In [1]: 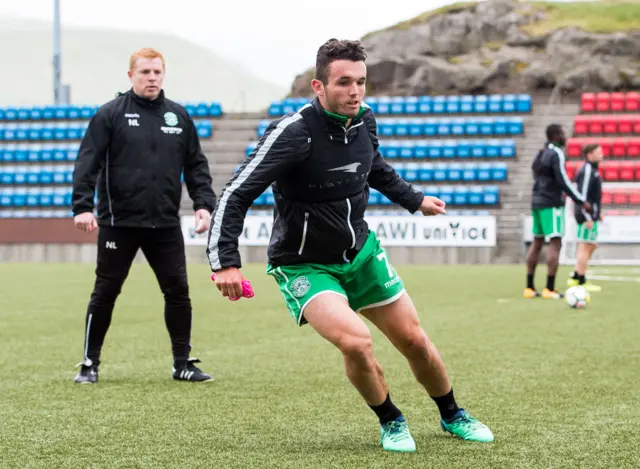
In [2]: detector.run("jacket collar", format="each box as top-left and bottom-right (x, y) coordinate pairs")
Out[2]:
(311, 97), (366, 129)
(127, 88), (165, 108)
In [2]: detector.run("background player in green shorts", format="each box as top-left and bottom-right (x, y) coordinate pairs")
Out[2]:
(524, 124), (592, 300)
(207, 38), (494, 453)
(567, 144), (604, 292)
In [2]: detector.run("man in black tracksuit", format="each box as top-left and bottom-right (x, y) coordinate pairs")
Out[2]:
(524, 124), (592, 299)
(71, 48), (217, 384)
(207, 39), (494, 453)
(567, 143), (604, 292)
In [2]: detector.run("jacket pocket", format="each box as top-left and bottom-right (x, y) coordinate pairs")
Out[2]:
(298, 212), (309, 255)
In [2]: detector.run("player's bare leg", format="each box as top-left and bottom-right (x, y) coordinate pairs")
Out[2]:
(303, 293), (415, 452)
(362, 293), (494, 443)
(542, 237), (563, 299)
(524, 236), (544, 298)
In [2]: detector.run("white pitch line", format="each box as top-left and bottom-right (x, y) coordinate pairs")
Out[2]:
(588, 275), (640, 283)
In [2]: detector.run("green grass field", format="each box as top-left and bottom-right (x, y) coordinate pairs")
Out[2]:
(1, 263), (638, 468)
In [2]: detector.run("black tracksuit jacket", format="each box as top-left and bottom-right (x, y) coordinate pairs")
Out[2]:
(72, 89), (216, 228)
(207, 98), (424, 269)
(573, 161), (602, 224)
(531, 143), (586, 209)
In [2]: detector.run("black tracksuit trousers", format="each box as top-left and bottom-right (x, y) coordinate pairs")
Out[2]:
(81, 225), (192, 365)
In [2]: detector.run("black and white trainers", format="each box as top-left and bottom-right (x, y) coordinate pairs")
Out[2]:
(172, 358), (214, 383)
(74, 359), (98, 384)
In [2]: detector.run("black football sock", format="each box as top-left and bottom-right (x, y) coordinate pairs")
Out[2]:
(578, 275), (586, 285)
(369, 393), (403, 425)
(546, 275), (556, 291)
(431, 388), (460, 421)
(527, 273), (535, 290)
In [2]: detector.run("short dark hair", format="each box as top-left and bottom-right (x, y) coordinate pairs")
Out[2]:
(315, 38), (367, 84)
(546, 123), (563, 142)
(582, 143), (600, 159)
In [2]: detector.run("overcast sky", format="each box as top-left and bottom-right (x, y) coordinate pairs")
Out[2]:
(0, 0), (583, 88)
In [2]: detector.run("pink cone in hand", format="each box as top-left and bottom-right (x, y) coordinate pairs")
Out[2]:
(211, 273), (254, 301)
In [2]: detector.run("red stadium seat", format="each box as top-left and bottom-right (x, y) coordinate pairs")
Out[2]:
(565, 161), (580, 180)
(611, 138), (626, 157)
(629, 189), (640, 205)
(628, 138), (640, 157)
(622, 209), (639, 216)
(618, 115), (633, 134)
(604, 209), (620, 216)
(581, 92), (596, 112)
(596, 92), (610, 112)
(635, 161), (640, 180)
(600, 138), (613, 157)
(626, 92), (640, 112)
(602, 190), (612, 205)
(567, 138), (583, 158)
(619, 161), (635, 181)
(601, 161), (620, 181)
(610, 92), (625, 111)
(603, 115), (618, 134)
(613, 190), (628, 205)
(574, 115), (589, 135)
(633, 115), (640, 134)
(588, 115), (604, 134)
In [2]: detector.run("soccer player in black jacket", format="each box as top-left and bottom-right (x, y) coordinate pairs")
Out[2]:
(524, 124), (592, 300)
(207, 39), (494, 452)
(71, 48), (217, 384)
(567, 144), (604, 292)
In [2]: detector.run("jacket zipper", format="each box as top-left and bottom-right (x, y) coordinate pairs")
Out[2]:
(343, 199), (356, 262)
(298, 212), (309, 255)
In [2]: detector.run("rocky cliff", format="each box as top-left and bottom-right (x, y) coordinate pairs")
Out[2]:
(289, 0), (640, 97)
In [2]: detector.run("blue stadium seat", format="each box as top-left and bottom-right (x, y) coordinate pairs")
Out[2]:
(390, 97), (405, 115)
(502, 95), (516, 113)
(465, 118), (479, 136)
(488, 95), (503, 113)
(364, 97), (378, 114)
(428, 140), (443, 159)
(398, 141), (414, 159)
(185, 104), (197, 116)
(447, 163), (463, 181)
(368, 188), (380, 205)
(384, 140), (400, 159)
(462, 163), (478, 181)
(479, 118), (494, 136)
(438, 186), (454, 204)
(408, 119), (423, 136)
(507, 117), (524, 135)
(378, 119), (395, 137)
(493, 118), (508, 135)
(246, 141), (257, 157)
(500, 139), (516, 158)
(413, 140), (428, 158)
(196, 121), (213, 138)
(377, 96), (391, 115)
(268, 102), (283, 117)
(423, 119), (437, 137)
(442, 140), (457, 158)
(485, 139), (501, 158)
(436, 119), (451, 136)
(450, 118), (465, 136)
(474, 95), (488, 113)
(517, 94), (532, 112)
(468, 186), (484, 205)
(470, 140), (487, 158)
(433, 163), (447, 182)
(483, 186), (500, 204)
(432, 96), (446, 114)
(419, 163), (433, 181)
(404, 163), (420, 181)
(423, 185), (440, 200)
(394, 119), (409, 137)
(257, 120), (270, 137)
(67, 106), (81, 119)
(460, 95), (474, 113)
(491, 162), (508, 181)
(457, 140), (471, 158)
(477, 163), (492, 181)
(453, 186), (469, 205)
(404, 96), (419, 114)
(446, 96), (460, 114)
(418, 96), (432, 114)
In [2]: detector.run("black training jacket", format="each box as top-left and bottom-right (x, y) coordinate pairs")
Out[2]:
(531, 143), (585, 209)
(573, 161), (602, 224)
(207, 98), (424, 270)
(72, 89), (216, 228)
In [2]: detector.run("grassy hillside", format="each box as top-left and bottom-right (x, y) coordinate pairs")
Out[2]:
(363, 0), (640, 40)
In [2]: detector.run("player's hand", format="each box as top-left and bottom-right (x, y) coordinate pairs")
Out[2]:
(194, 209), (211, 234)
(582, 201), (593, 214)
(585, 220), (594, 230)
(74, 212), (98, 233)
(213, 267), (245, 299)
(419, 196), (446, 216)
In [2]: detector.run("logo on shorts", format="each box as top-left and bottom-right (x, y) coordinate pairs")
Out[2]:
(290, 276), (311, 298)
(164, 112), (178, 126)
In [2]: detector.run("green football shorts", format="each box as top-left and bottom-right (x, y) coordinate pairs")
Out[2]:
(266, 230), (406, 326)
(532, 207), (565, 238)
(577, 221), (598, 243)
